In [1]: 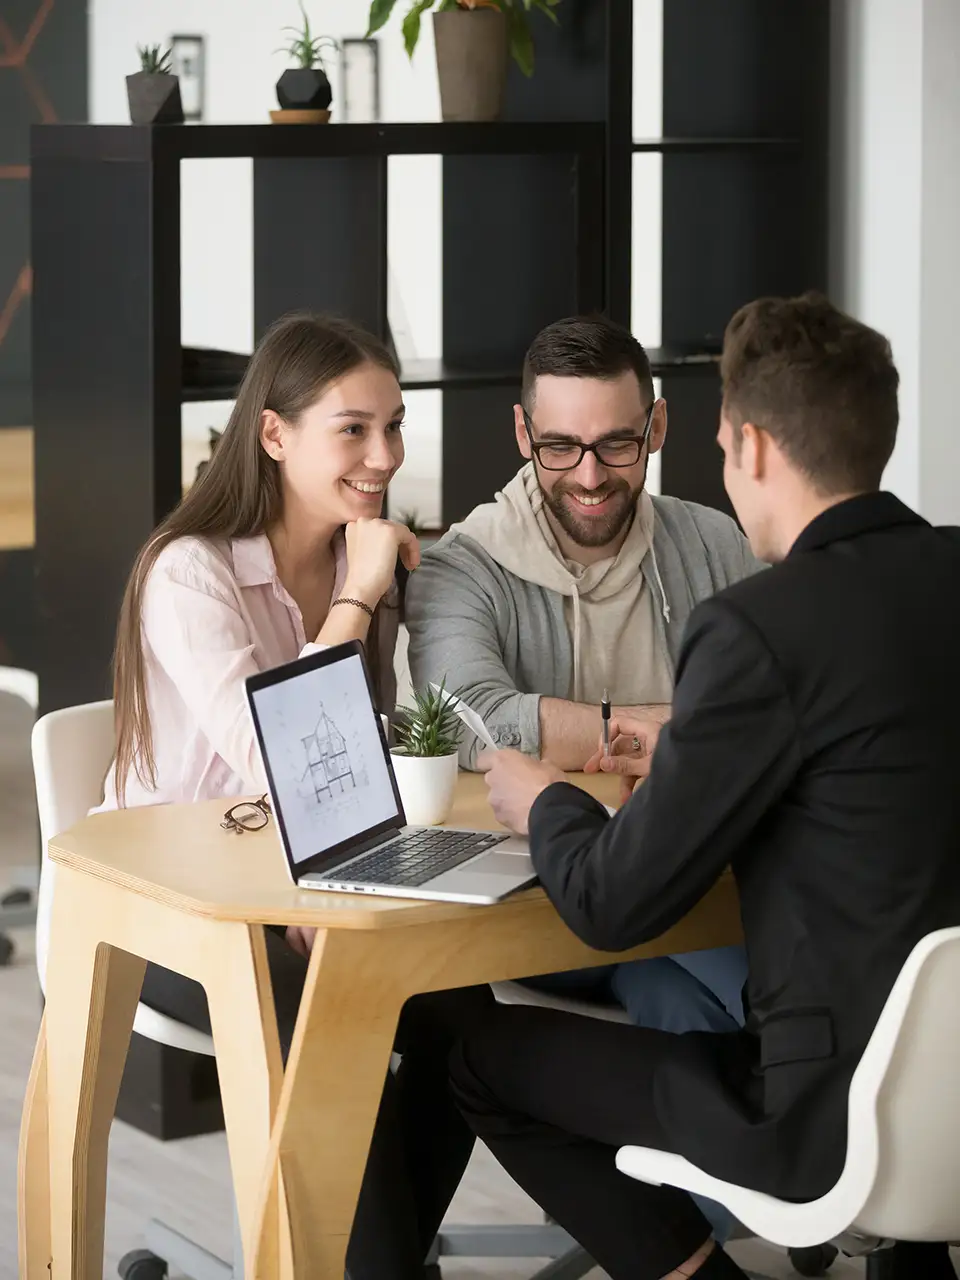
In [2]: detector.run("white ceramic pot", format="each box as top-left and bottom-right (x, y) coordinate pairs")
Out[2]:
(390, 749), (459, 826)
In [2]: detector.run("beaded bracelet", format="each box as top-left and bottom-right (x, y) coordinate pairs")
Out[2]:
(331, 596), (375, 620)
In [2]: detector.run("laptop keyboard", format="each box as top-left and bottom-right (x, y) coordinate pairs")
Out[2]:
(341, 829), (509, 888)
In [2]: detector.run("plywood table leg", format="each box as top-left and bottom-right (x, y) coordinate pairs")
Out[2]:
(18, 1012), (51, 1280)
(250, 928), (416, 1280)
(44, 867), (147, 1280)
(203, 923), (286, 1280)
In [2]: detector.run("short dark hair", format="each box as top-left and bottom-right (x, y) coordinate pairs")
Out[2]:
(721, 292), (899, 495)
(521, 315), (655, 411)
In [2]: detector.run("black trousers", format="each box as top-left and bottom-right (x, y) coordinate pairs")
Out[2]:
(141, 927), (494, 1280)
(451, 1004), (959, 1280)
(450, 1001), (715, 1280)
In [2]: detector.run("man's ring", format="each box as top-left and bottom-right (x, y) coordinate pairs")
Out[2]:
(632, 736), (642, 751)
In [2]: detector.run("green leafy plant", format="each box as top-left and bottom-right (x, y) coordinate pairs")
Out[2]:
(366, 0), (562, 78)
(394, 682), (463, 757)
(278, 0), (340, 70)
(137, 44), (173, 75)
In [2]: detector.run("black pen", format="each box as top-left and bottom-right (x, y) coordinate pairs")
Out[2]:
(601, 688), (611, 758)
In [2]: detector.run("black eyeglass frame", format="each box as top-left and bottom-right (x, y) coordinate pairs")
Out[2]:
(521, 400), (657, 472)
(220, 793), (272, 834)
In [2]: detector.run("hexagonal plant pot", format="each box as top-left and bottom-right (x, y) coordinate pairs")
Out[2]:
(276, 67), (333, 111)
(126, 72), (184, 125)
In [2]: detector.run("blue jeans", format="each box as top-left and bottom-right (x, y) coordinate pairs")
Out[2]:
(522, 945), (748, 1241)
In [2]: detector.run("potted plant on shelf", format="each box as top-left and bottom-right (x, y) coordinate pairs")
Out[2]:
(366, 0), (562, 122)
(391, 682), (463, 825)
(272, 0), (340, 123)
(127, 45), (184, 125)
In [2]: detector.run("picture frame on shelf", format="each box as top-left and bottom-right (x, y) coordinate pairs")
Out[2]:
(341, 38), (380, 123)
(170, 34), (205, 122)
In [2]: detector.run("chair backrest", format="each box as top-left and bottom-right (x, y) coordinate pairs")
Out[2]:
(0, 665), (38, 710)
(833, 926), (960, 1241)
(32, 700), (115, 988)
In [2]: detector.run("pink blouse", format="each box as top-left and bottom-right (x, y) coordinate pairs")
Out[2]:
(98, 532), (398, 812)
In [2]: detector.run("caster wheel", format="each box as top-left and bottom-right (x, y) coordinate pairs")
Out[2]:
(0, 933), (13, 967)
(1, 886), (31, 907)
(789, 1243), (838, 1276)
(118, 1249), (168, 1280)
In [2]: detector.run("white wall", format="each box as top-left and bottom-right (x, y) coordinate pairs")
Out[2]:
(917, 0), (960, 525)
(90, 0), (444, 522)
(830, 0), (960, 521)
(631, 0), (663, 495)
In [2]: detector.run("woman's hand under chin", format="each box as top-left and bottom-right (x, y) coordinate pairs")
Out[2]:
(342, 518), (421, 607)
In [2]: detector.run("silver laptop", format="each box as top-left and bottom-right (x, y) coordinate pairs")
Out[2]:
(245, 640), (537, 905)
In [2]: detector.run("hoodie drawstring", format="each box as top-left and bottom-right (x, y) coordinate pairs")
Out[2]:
(571, 583), (583, 702)
(648, 544), (672, 624)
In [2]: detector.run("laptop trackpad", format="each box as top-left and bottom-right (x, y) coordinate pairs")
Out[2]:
(427, 850), (536, 897)
(471, 851), (536, 876)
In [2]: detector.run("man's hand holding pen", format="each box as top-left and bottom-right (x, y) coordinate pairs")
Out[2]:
(584, 714), (663, 803)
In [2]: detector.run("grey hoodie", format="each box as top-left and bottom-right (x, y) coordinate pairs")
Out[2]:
(406, 467), (763, 768)
(449, 464), (672, 709)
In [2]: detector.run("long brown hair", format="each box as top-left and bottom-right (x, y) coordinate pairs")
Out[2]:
(113, 312), (400, 800)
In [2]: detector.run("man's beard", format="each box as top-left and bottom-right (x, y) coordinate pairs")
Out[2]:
(540, 471), (644, 549)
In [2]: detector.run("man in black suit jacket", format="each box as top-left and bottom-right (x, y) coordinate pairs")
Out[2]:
(453, 294), (960, 1280)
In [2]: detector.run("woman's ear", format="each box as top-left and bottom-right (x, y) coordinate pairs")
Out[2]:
(260, 409), (286, 462)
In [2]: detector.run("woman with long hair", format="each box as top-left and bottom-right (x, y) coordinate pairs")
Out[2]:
(102, 312), (493, 1279)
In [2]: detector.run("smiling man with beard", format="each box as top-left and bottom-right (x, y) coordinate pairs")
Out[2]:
(404, 318), (763, 1114)
(406, 315), (763, 773)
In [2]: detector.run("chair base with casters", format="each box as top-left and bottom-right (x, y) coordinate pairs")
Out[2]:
(617, 928), (960, 1280)
(118, 1199), (244, 1280)
(0, 892), (36, 965)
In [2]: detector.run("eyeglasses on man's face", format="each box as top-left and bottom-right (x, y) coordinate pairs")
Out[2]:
(221, 794), (272, 834)
(522, 401), (656, 472)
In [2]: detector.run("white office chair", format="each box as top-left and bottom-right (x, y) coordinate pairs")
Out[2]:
(617, 926), (960, 1277)
(0, 665), (40, 964)
(32, 701), (240, 1280)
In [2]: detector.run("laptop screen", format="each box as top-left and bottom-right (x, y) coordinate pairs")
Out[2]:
(247, 645), (402, 870)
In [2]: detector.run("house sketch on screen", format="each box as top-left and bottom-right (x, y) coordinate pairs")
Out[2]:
(301, 704), (356, 802)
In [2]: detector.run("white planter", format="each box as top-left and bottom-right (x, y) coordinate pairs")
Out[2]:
(390, 749), (459, 826)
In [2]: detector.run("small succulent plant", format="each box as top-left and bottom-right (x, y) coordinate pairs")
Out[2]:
(279, 0), (340, 70)
(137, 44), (174, 75)
(394, 682), (463, 757)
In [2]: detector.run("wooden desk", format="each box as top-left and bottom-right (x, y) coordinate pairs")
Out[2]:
(19, 772), (742, 1280)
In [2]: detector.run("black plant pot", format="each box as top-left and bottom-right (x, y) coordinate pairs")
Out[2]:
(126, 72), (184, 125)
(276, 67), (332, 111)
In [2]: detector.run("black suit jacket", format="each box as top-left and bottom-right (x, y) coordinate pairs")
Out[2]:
(529, 492), (960, 1200)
